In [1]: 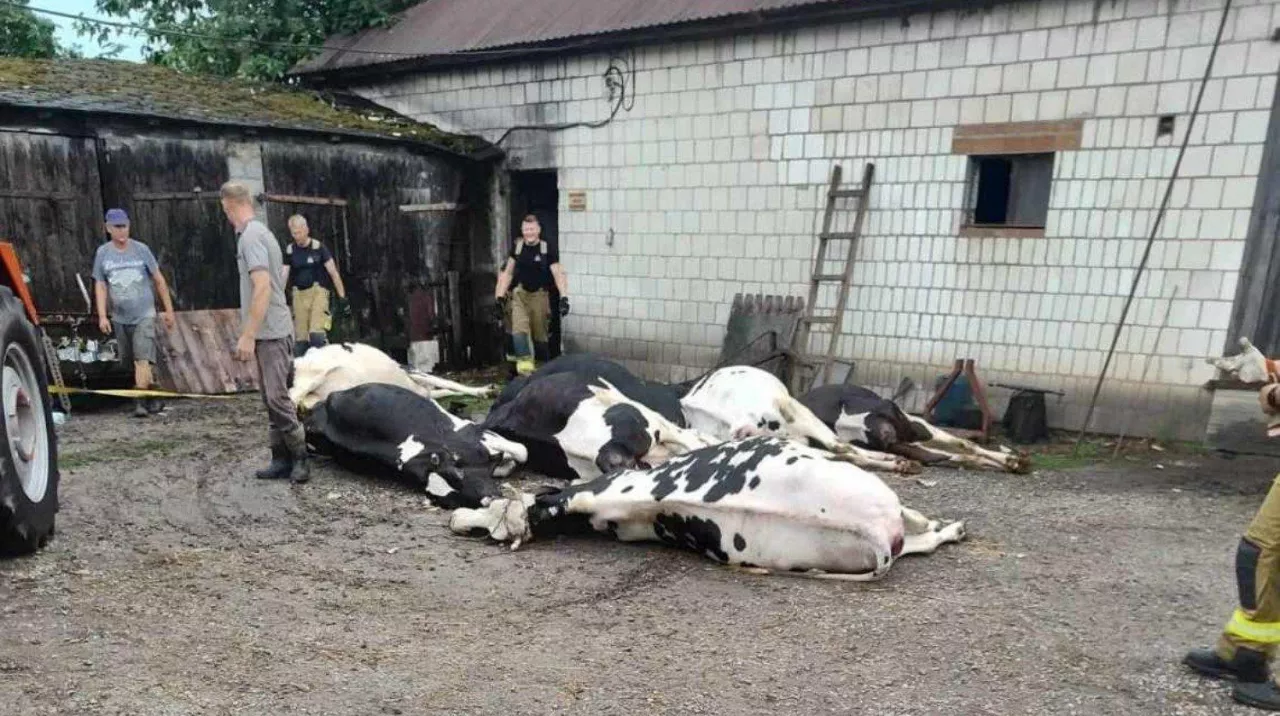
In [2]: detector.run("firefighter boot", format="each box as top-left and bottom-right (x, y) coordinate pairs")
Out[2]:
(1235, 679), (1280, 711)
(1185, 646), (1271, 682)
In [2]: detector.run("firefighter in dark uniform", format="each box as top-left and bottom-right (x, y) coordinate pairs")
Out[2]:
(1185, 383), (1280, 711)
(282, 214), (349, 357)
(494, 213), (568, 375)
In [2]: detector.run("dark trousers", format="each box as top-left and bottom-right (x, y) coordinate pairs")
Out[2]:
(255, 337), (302, 442)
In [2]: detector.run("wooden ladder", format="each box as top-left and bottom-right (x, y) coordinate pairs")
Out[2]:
(790, 162), (875, 394)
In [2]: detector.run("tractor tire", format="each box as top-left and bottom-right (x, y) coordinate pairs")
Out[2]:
(0, 287), (58, 556)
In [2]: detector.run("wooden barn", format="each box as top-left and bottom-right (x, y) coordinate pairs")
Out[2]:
(0, 57), (500, 389)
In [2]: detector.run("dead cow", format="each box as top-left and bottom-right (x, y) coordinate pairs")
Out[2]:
(305, 384), (509, 508)
(800, 384), (1030, 474)
(450, 436), (965, 578)
(678, 366), (920, 473)
(481, 372), (714, 482)
(289, 342), (495, 412)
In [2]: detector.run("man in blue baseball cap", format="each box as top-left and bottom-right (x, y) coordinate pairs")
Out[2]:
(92, 208), (177, 418)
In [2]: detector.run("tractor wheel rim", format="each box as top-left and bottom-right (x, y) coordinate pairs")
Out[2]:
(3, 342), (48, 503)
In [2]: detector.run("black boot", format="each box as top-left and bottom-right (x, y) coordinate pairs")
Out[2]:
(131, 398), (149, 418)
(1236, 681), (1280, 711)
(254, 438), (292, 480)
(1185, 646), (1271, 683)
(285, 428), (310, 484)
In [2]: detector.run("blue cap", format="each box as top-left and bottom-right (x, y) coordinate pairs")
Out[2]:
(104, 208), (129, 225)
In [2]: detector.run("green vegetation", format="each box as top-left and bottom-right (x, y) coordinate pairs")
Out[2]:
(91, 0), (413, 81)
(61, 438), (182, 470)
(0, 0), (74, 59)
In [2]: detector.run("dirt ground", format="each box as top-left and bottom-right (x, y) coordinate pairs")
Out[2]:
(3, 395), (1279, 715)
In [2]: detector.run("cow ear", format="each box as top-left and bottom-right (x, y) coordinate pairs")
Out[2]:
(430, 453), (442, 466)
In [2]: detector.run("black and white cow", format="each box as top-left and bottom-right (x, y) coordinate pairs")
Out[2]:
(800, 384), (1031, 474)
(290, 342), (495, 411)
(678, 366), (921, 473)
(304, 383), (528, 508)
(494, 353), (686, 426)
(449, 436), (965, 577)
(480, 372), (714, 482)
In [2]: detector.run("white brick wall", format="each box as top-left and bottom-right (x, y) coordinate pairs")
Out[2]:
(358, 0), (1279, 439)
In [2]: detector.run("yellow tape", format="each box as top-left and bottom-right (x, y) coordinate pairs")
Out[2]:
(48, 386), (236, 400)
(1225, 608), (1280, 644)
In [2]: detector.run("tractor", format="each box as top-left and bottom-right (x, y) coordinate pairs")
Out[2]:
(0, 242), (59, 556)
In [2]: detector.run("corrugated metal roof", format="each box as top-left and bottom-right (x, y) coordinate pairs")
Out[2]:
(293, 0), (852, 75)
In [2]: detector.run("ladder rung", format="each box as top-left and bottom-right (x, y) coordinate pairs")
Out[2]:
(802, 315), (837, 324)
(818, 232), (859, 241)
(830, 189), (863, 199)
(812, 274), (844, 282)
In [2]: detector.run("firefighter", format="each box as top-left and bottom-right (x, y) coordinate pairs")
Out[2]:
(1185, 382), (1280, 710)
(493, 213), (568, 376)
(282, 214), (349, 357)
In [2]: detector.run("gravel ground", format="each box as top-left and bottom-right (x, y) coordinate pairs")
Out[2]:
(1, 395), (1277, 715)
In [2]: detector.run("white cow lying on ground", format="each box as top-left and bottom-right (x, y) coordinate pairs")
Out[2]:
(450, 435), (965, 578)
(678, 366), (922, 473)
(1207, 337), (1280, 384)
(290, 343), (495, 411)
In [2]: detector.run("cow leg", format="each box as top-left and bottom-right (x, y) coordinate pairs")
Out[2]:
(828, 443), (922, 474)
(448, 492), (537, 549)
(901, 506), (942, 535)
(905, 415), (1031, 474)
(727, 565), (888, 582)
(899, 520), (966, 556)
(886, 442), (960, 468)
(407, 370), (496, 398)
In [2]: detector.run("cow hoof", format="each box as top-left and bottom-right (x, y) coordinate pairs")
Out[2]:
(896, 458), (923, 474)
(1007, 453), (1033, 475)
(939, 520), (966, 543)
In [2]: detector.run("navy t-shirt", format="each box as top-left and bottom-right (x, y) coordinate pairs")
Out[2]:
(510, 240), (558, 292)
(285, 239), (333, 290)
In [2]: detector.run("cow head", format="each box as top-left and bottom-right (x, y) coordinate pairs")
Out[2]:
(588, 379), (717, 470)
(1207, 337), (1279, 385)
(396, 435), (501, 509)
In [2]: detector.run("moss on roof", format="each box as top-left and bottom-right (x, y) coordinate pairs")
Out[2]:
(0, 57), (486, 155)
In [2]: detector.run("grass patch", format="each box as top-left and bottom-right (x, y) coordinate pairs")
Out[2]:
(1023, 431), (1213, 472)
(438, 394), (495, 417)
(60, 438), (182, 470)
(1031, 441), (1105, 471)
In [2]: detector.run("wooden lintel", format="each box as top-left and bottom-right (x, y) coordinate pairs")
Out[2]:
(399, 202), (464, 213)
(132, 191), (220, 201)
(0, 189), (78, 201)
(259, 193), (349, 207)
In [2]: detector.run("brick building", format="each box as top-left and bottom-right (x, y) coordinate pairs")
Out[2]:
(295, 0), (1280, 442)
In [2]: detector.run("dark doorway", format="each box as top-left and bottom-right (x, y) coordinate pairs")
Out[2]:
(508, 170), (562, 358)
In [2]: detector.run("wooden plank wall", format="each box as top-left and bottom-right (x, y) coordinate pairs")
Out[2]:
(0, 131), (104, 312)
(261, 142), (466, 358)
(99, 135), (239, 311)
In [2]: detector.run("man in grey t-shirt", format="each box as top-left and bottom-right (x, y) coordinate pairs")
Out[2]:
(219, 181), (308, 484)
(92, 208), (176, 418)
